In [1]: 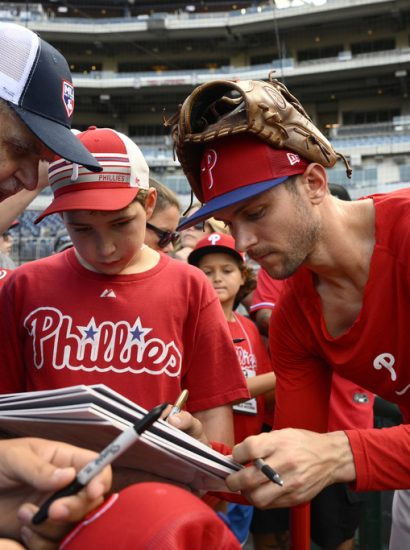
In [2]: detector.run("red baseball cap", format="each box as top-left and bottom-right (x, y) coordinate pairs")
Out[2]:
(61, 482), (240, 550)
(188, 232), (245, 266)
(178, 133), (309, 230)
(36, 127), (149, 222)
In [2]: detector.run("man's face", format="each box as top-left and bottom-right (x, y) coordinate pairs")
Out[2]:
(0, 109), (54, 202)
(216, 181), (321, 279)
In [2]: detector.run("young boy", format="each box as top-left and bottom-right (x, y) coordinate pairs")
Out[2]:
(0, 127), (249, 449)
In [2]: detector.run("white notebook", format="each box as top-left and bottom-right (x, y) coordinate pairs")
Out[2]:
(0, 384), (242, 491)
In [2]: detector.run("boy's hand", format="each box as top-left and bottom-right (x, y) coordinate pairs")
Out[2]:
(167, 411), (210, 446)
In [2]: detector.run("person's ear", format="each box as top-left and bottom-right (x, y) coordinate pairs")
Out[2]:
(300, 163), (328, 205)
(145, 187), (157, 219)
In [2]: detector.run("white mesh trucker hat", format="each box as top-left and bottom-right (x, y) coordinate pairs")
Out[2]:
(0, 23), (101, 172)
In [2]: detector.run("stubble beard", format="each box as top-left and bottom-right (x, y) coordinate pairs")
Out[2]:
(263, 201), (321, 280)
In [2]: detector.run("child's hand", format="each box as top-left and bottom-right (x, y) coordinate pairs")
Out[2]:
(167, 411), (210, 446)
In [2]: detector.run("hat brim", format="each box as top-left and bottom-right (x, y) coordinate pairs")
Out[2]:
(178, 176), (288, 230)
(188, 245), (244, 267)
(9, 104), (102, 173)
(35, 187), (140, 223)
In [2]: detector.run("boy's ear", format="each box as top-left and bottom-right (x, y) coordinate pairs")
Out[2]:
(145, 187), (157, 219)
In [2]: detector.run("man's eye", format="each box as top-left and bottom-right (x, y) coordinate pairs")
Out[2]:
(115, 220), (130, 227)
(246, 208), (264, 220)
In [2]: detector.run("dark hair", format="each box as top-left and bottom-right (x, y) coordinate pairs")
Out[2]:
(235, 263), (257, 307)
(329, 183), (351, 201)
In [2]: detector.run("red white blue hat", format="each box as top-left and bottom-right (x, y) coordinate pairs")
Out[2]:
(188, 232), (245, 266)
(0, 23), (100, 172)
(178, 133), (309, 230)
(36, 127), (149, 222)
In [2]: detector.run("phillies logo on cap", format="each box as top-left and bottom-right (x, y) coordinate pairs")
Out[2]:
(62, 80), (74, 118)
(201, 149), (217, 190)
(208, 233), (221, 246)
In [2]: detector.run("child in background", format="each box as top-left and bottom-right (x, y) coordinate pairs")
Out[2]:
(175, 202), (230, 262)
(0, 128), (249, 455)
(144, 176), (181, 254)
(188, 232), (275, 546)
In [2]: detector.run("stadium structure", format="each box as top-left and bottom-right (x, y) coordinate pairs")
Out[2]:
(2, 0), (410, 262)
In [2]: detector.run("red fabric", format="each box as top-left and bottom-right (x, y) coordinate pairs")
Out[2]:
(270, 189), (410, 490)
(249, 267), (285, 313)
(251, 268), (374, 432)
(201, 134), (309, 204)
(61, 483), (241, 550)
(228, 314), (273, 442)
(0, 268), (12, 289)
(0, 250), (249, 411)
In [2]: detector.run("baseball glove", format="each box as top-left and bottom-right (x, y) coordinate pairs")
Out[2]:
(165, 72), (352, 203)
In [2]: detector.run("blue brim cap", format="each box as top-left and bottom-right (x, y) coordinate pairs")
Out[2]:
(178, 176), (287, 231)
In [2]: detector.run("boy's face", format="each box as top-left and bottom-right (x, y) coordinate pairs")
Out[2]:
(197, 252), (244, 307)
(62, 190), (155, 275)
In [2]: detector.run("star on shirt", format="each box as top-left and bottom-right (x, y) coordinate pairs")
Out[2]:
(130, 317), (152, 343)
(79, 318), (99, 341)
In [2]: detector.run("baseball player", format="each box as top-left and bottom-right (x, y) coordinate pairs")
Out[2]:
(168, 73), (410, 548)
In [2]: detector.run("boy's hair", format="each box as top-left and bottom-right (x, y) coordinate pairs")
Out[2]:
(149, 177), (180, 213)
(133, 189), (149, 208)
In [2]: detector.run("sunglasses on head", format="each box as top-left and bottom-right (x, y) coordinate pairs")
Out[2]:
(146, 222), (180, 249)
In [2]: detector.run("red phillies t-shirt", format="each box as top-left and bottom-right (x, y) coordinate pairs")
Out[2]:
(227, 314), (272, 443)
(251, 268), (374, 431)
(270, 189), (410, 491)
(0, 250), (249, 412)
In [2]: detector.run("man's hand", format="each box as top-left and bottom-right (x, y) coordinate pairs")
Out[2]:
(0, 438), (112, 549)
(225, 429), (356, 509)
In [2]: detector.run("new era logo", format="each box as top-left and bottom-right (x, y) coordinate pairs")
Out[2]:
(287, 152), (301, 165)
(100, 289), (116, 298)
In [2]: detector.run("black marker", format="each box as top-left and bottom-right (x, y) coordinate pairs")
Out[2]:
(32, 402), (168, 525)
(233, 338), (245, 344)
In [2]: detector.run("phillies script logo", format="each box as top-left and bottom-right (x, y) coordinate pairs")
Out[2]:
(208, 233), (221, 245)
(201, 149), (217, 190)
(234, 344), (256, 370)
(23, 307), (182, 376)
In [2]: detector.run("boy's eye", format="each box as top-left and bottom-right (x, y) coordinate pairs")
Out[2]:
(73, 226), (90, 233)
(115, 219), (131, 227)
